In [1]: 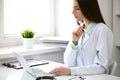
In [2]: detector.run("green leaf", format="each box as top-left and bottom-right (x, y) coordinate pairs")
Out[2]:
(21, 29), (35, 38)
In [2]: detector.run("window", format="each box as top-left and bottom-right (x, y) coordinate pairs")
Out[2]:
(4, 0), (54, 35)
(0, 0), (55, 47)
(0, 0), (74, 47)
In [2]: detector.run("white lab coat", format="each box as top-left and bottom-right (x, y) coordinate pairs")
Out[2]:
(64, 23), (115, 76)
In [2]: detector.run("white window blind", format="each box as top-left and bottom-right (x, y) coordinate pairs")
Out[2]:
(4, 0), (53, 36)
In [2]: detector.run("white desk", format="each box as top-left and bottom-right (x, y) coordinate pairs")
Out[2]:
(0, 61), (120, 80)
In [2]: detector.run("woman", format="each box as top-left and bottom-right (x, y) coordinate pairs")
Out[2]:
(49, 0), (114, 76)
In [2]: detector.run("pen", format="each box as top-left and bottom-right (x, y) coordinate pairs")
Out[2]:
(15, 62), (49, 69)
(69, 76), (86, 80)
(76, 20), (86, 32)
(79, 76), (86, 80)
(30, 62), (49, 67)
(68, 76), (77, 80)
(77, 20), (86, 27)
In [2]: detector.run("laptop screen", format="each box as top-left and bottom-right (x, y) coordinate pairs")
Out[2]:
(12, 51), (36, 77)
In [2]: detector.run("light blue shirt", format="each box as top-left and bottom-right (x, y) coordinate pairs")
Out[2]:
(64, 23), (114, 76)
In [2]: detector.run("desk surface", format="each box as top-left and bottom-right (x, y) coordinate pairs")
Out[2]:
(0, 60), (120, 80)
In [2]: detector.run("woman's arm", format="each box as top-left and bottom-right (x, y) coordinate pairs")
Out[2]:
(64, 41), (79, 67)
(70, 64), (105, 76)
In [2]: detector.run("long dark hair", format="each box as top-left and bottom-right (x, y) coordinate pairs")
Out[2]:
(77, 0), (105, 24)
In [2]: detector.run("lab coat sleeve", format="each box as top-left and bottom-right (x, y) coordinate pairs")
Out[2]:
(95, 28), (114, 73)
(70, 65), (105, 76)
(70, 27), (114, 76)
(64, 41), (78, 67)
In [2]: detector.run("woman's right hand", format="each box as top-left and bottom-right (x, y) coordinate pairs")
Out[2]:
(72, 26), (84, 44)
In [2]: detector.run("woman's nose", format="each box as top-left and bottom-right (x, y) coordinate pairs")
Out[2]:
(72, 9), (75, 14)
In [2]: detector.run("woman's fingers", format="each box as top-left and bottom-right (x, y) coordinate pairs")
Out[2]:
(49, 67), (63, 75)
(49, 66), (70, 76)
(74, 27), (84, 37)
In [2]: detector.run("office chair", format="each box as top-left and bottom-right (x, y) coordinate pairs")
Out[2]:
(109, 61), (117, 75)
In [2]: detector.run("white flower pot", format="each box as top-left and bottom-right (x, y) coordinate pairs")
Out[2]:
(23, 38), (34, 49)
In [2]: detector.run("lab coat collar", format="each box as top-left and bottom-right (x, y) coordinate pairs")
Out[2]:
(81, 22), (96, 49)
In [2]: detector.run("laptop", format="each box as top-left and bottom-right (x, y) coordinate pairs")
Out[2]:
(12, 51), (55, 79)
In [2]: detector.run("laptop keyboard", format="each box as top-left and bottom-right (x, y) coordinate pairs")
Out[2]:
(32, 68), (50, 76)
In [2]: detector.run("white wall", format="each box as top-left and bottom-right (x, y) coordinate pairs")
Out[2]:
(114, 47), (120, 76)
(98, 0), (120, 76)
(98, 0), (113, 29)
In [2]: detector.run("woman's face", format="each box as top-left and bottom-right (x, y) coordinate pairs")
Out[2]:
(72, 0), (85, 21)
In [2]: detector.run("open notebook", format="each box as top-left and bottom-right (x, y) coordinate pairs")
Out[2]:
(2, 59), (49, 69)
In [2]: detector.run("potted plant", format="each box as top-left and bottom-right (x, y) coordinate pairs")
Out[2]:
(21, 29), (35, 49)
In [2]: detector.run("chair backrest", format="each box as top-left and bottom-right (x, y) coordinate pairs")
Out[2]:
(109, 61), (117, 75)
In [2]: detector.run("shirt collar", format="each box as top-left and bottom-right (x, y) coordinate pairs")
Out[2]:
(84, 22), (96, 35)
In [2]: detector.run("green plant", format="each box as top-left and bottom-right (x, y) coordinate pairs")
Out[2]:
(21, 29), (35, 38)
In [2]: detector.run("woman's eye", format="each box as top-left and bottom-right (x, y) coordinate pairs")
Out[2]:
(74, 7), (80, 10)
(73, 6), (80, 10)
(76, 8), (80, 10)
